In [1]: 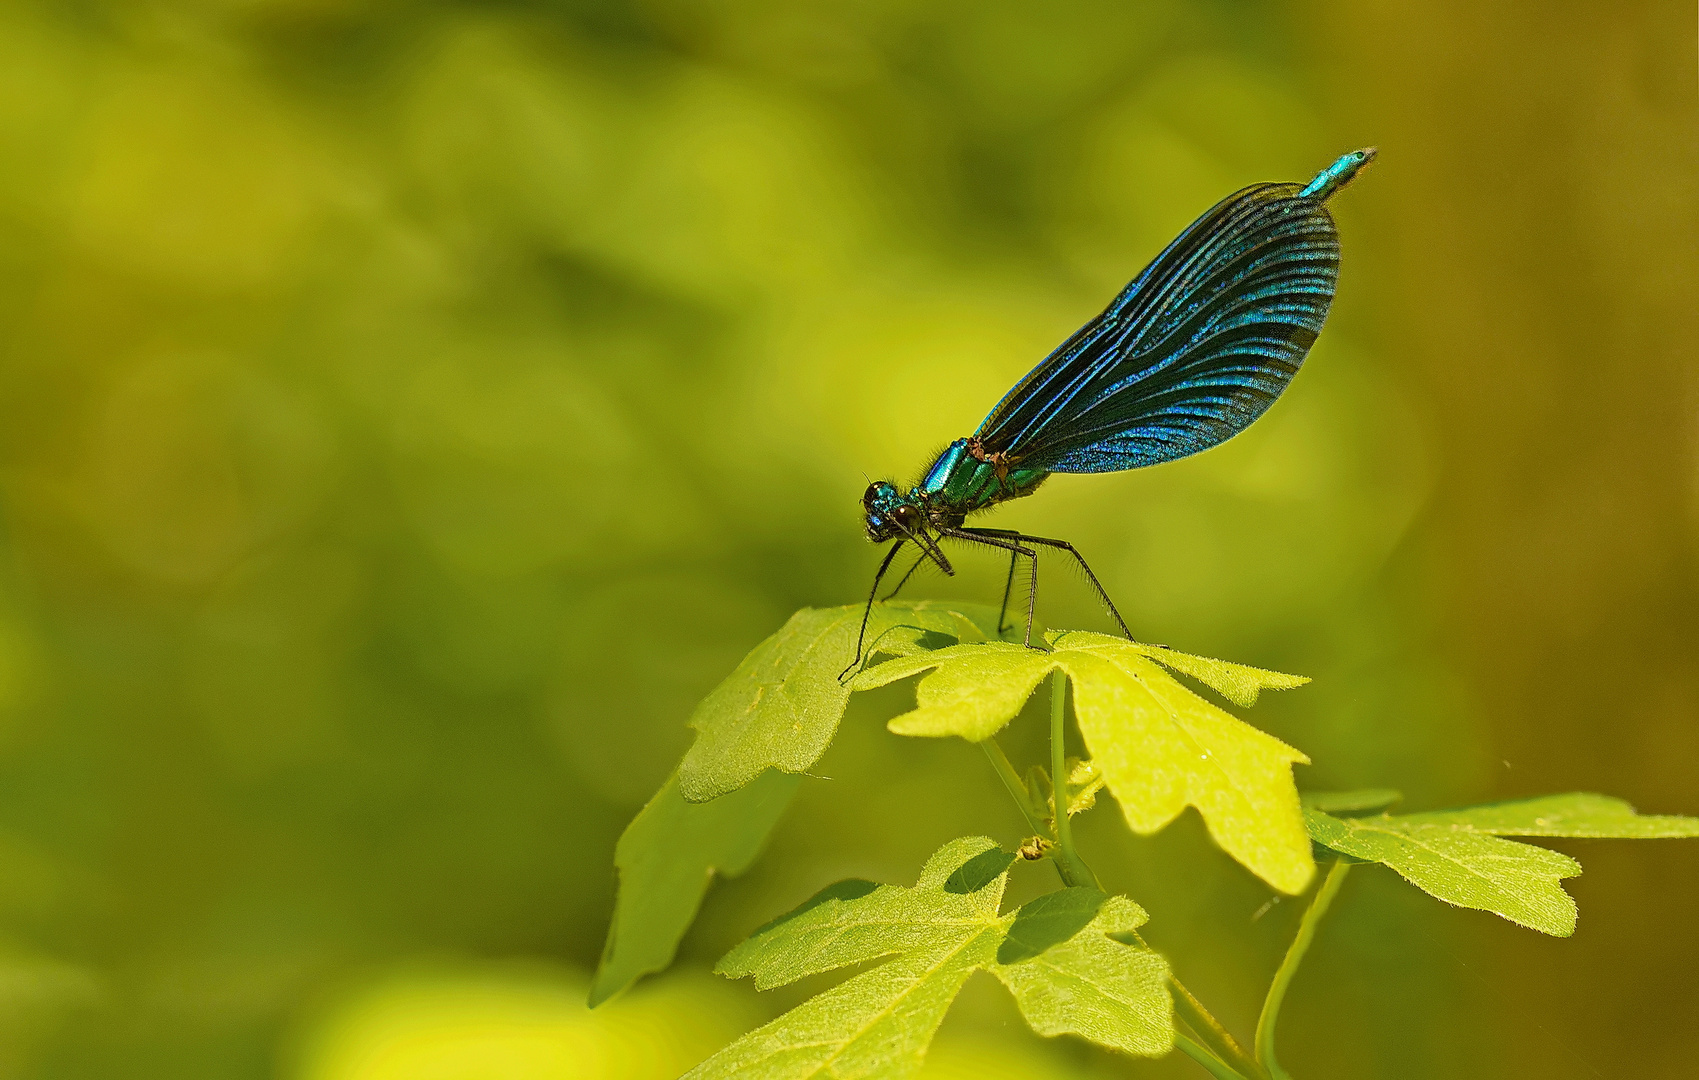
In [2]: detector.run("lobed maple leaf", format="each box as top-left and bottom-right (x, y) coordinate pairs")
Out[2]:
(684, 837), (1172, 1079)
(590, 768), (800, 1005)
(851, 630), (1316, 894)
(1304, 792), (1699, 935)
(679, 601), (1001, 802)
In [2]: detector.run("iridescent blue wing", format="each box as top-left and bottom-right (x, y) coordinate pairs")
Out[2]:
(974, 154), (1367, 474)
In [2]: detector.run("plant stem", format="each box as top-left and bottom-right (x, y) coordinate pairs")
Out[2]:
(1047, 670), (1097, 889)
(993, 674), (1265, 1080)
(1176, 1033), (1250, 1080)
(1171, 975), (1267, 1080)
(1255, 859), (1351, 1080)
(981, 738), (1047, 836)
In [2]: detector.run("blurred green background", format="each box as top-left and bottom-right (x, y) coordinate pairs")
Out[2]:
(0, 1), (1693, 1077)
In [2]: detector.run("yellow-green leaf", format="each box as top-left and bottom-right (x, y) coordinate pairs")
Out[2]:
(685, 838), (1172, 1079)
(1305, 807), (1580, 935)
(1394, 793), (1699, 838)
(1305, 794), (1699, 935)
(679, 601), (998, 802)
(1065, 758), (1105, 816)
(990, 889), (1171, 1057)
(1134, 645), (1309, 707)
(590, 768), (801, 1006)
(852, 631), (1315, 894)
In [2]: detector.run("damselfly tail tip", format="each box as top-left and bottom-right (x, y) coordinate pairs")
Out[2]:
(1300, 146), (1378, 201)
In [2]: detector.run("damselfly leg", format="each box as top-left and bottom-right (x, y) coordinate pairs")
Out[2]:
(960, 528), (1134, 642)
(886, 541), (1021, 643)
(840, 540), (906, 681)
(879, 549), (928, 602)
(842, 527), (1135, 680)
(935, 528), (1041, 650)
(996, 551), (1018, 637)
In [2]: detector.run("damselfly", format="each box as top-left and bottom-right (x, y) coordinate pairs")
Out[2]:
(845, 148), (1376, 676)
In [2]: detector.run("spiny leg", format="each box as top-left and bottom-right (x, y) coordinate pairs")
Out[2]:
(961, 527), (1133, 641)
(995, 549), (1019, 637)
(880, 547), (927, 602)
(840, 539), (906, 681)
(939, 529), (1040, 649)
(903, 522), (954, 577)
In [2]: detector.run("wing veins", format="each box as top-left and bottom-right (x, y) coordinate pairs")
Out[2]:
(972, 180), (1341, 474)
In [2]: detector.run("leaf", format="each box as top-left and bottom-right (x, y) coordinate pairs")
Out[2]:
(679, 601), (999, 802)
(991, 889), (1171, 1056)
(590, 768), (802, 1006)
(1306, 794), (1699, 936)
(1305, 807), (1580, 934)
(1394, 793), (1699, 838)
(1135, 645), (1309, 707)
(1028, 758), (1106, 818)
(685, 837), (1172, 1079)
(1302, 789), (1403, 814)
(1023, 765), (1051, 819)
(1065, 758), (1105, 816)
(850, 631), (1315, 894)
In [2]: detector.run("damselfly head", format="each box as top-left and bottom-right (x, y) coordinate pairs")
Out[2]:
(862, 481), (922, 543)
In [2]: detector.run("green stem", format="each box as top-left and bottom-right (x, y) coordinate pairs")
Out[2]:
(1171, 974), (1267, 1080)
(1176, 1033), (1250, 1080)
(1255, 859), (1351, 1080)
(981, 738), (1047, 836)
(1047, 670), (1097, 889)
(989, 674), (1263, 1080)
